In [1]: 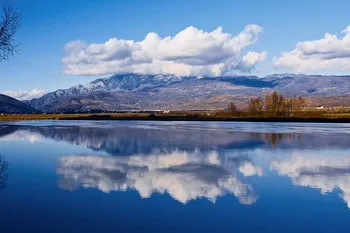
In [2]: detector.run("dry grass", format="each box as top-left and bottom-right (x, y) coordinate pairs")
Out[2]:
(323, 113), (350, 118)
(0, 113), (151, 121)
(1, 110), (350, 122)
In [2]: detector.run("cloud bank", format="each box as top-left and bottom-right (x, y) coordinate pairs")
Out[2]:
(57, 151), (262, 204)
(0, 89), (48, 100)
(62, 25), (266, 76)
(274, 25), (350, 72)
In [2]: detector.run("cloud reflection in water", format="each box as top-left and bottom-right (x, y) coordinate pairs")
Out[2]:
(271, 152), (350, 208)
(57, 151), (263, 204)
(3, 122), (350, 208)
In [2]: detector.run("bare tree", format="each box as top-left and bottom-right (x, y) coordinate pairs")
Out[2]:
(0, 5), (21, 61)
(228, 102), (240, 116)
(0, 154), (8, 190)
(248, 97), (263, 116)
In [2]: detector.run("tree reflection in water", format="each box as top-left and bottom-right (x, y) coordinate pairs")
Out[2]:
(0, 155), (8, 191)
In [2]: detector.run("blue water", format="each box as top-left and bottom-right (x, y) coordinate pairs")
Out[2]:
(1, 120), (350, 232)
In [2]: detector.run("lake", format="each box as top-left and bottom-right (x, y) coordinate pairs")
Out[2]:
(1, 120), (350, 232)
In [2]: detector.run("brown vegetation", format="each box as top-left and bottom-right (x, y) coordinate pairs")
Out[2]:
(219, 91), (309, 117)
(248, 91), (306, 117)
(216, 91), (350, 119)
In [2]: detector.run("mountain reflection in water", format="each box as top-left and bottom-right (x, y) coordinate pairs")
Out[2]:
(1, 121), (350, 208)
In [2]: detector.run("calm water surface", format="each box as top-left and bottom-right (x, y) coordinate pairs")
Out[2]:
(1, 120), (350, 232)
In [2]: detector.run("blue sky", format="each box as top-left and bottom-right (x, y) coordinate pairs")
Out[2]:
(1, 0), (350, 98)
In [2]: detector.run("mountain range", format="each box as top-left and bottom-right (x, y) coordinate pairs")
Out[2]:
(0, 94), (39, 114)
(2, 73), (350, 113)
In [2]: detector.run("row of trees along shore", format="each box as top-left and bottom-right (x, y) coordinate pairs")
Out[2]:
(226, 91), (307, 117)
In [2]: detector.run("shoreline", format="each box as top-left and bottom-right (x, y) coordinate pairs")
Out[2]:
(1, 114), (350, 123)
(61, 115), (350, 123)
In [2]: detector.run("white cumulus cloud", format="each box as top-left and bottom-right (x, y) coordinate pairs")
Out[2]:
(235, 51), (267, 72)
(62, 25), (266, 76)
(0, 89), (48, 100)
(343, 26), (350, 34)
(274, 25), (350, 72)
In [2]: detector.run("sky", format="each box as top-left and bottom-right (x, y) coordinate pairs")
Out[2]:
(0, 0), (350, 100)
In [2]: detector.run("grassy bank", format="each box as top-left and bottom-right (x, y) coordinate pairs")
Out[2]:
(0, 113), (151, 121)
(1, 112), (350, 123)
